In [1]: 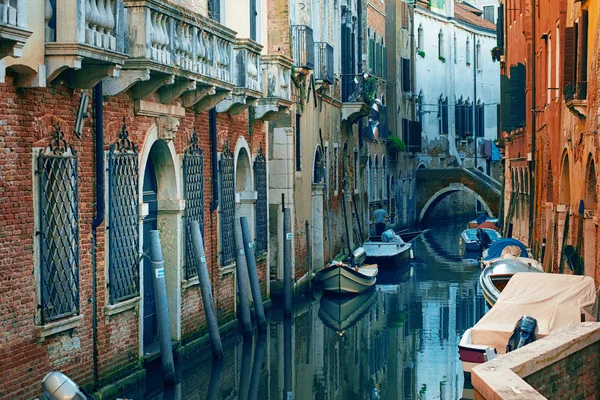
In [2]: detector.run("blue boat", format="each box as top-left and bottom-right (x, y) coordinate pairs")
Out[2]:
(461, 228), (502, 252)
(482, 238), (529, 261)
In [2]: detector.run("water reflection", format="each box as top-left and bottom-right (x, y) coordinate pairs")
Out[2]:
(122, 220), (485, 399)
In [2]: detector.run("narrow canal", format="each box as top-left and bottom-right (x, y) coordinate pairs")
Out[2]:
(123, 219), (487, 400)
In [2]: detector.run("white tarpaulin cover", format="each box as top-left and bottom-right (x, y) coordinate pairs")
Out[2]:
(472, 272), (597, 353)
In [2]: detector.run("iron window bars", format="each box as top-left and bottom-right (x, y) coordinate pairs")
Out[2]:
(220, 146), (235, 266)
(183, 128), (205, 279)
(254, 149), (267, 253)
(107, 119), (140, 304)
(38, 124), (80, 323)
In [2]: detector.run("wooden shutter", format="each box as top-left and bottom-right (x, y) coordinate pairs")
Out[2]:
(496, 5), (504, 49)
(402, 2), (409, 28)
(401, 58), (411, 92)
(510, 63), (526, 128)
(563, 27), (576, 86)
(501, 75), (512, 131)
(383, 46), (387, 78)
(578, 11), (588, 82)
(402, 118), (409, 145)
(409, 121), (422, 153)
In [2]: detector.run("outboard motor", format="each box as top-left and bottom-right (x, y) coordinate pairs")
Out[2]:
(350, 247), (367, 267)
(476, 228), (492, 249)
(506, 316), (538, 353)
(42, 371), (91, 400)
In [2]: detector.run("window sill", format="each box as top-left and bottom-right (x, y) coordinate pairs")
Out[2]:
(36, 314), (83, 341)
(182, 276), (200, 289)
(103, 296), (141, 317)
(220, 262), (236, 276)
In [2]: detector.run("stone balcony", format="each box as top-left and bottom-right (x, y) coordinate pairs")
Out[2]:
(255, 54), (292, 121)
(44, 0), (128, 88)
(340, 73), (371, 124)
(0, 0), (32, 60)
(216, 38), (262, 115)
(102, 0), (236, 111)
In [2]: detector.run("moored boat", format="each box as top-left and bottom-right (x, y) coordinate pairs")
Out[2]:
(460, 228), (501, 252)
(317, 261), (378, 294)
(318, 288), (377, 334)
(468, 216), (498, 229)
(363, 229), (412, 268)
(460, 273), (597, 378)
(479, 258), (544, 307)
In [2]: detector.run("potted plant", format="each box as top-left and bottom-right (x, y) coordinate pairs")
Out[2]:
(417, 50), (426, 58)
(363, 77), (378, 106)
(386, 136), (406, 153)
(439, 56), (446, 63)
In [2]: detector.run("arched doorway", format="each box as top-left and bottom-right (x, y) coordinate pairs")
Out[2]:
(584, 156), (597, 280)
(235, 146), (255, 233)
(312, 146), (325, 270)
(140, 136), (182, 353)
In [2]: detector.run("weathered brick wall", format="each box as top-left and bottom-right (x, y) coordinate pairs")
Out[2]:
(523, 342), (599, 399)
(0, 69), (265, 398)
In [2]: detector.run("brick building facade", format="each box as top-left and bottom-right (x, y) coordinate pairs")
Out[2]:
(501, 0), (600, 285)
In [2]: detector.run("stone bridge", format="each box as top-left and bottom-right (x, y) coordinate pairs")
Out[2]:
(415, 167), (502, 222)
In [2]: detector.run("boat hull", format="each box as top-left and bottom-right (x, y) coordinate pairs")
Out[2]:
(318, 264), (377, 294)
(458, 329), (498, 379)
(479, 259), (544, 307)
(363, 242), (411, 268)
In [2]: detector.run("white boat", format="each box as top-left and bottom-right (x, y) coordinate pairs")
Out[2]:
(317, 261), (378, 294)
(363, 230), (412, 268)
(479, 258), (544, 307)
(460, 273), (597, 378)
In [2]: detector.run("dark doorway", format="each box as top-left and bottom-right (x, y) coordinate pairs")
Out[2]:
(143, 157), (158, 349)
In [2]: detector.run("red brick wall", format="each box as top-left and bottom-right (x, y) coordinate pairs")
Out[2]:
(523, 342), (599, 398)
(0, 70), (265, 398)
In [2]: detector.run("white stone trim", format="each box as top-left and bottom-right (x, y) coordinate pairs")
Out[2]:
(36, 315), (84, 341)
(103, 296), (141, 317)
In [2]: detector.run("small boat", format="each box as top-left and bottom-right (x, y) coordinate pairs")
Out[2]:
(479, 258), (544, 307)
(481, 238), (531, 261)
(363, 229), (412, 268)
(318, 289), (377, 334)
(460, 228), (501, 252)
(468, 216), (498, 229)
(460, 273), (597, 378)
(317, 247), (378, 294)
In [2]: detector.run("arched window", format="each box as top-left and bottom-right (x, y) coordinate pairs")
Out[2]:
(438, 29), (444, 59)
(417, 24), (424, 51)
(466, 38), (471, 65)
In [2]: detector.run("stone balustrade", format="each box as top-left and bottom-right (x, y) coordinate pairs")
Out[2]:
(0, 0), (31, 61)
(255, 54), (292, 120)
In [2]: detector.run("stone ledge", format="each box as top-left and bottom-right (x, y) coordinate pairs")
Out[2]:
(182, 276), (200, 289)
(220, 262), (236, 276)
(472, 322), (600, 400)
(103, 296), (141, 317)
(35, 314), (84, 341)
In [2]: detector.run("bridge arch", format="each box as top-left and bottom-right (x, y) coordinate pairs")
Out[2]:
(418, 183), (494, 222)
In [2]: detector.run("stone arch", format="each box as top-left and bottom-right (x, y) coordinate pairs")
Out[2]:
(417, 162), (427, 169)
(234, 137), (253, 193)
(419, 183), (493, 222)
(139, 125), (183, 345)
(560, 151), (571, 205)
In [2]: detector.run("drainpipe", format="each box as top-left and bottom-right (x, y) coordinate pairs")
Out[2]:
(473, 32), (478, 170)
(529, 1), (536, 247)
(357, 0), (363, 74)
(209, 108), (219, 212)
(91, 81), (104, 391)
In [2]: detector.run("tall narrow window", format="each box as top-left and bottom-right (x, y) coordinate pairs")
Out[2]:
(483, 6), (494, 23)
(547, 36), (552, 104)
(367, 156), (372, 201)
(108, 121), (140, 300)
(183, 130), (205, 280)
(250, 0), (257, 41)
(38, 125), (79, 323)
(438, 97), (443, 134)
(476, 40), (481, 69)
(438, 30), (444, 59)
(382, 157), (387, 200)
(417, 25), (423, 51)
(334, 145), (339, 193)
(466, 38), (471, 65)
(208, 0), (221, 22)
(220, 147), (235, 266)
(254, 150), (268, 253)
(555, 22), (560, 99)
(374, 155), (379, 200)
(354, 149), (359, 191)
(454, 34), (457, 64)
(295, 113), (301, 171)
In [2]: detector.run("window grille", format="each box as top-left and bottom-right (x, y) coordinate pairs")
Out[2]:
(38, 124), (79, 323)
(108, 120), (140, 304)
(254, 149), (267, 253)
(220, 146), (235, 266)
(183, 129), (205, 279)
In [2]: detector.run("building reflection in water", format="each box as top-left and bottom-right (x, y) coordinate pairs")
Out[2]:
(123, 221), (485, 400)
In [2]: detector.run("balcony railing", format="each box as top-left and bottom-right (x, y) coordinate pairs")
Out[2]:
(292, 25), (314, 70)
(314, 42), (333, 83)
(341, 73), (363, 103)
(126, 1), (235, 85)
(232, 39), (261, 94)
(0, 0), (31, 60)
(260, 55), (291, 101)
(564, 81), (587, 102)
